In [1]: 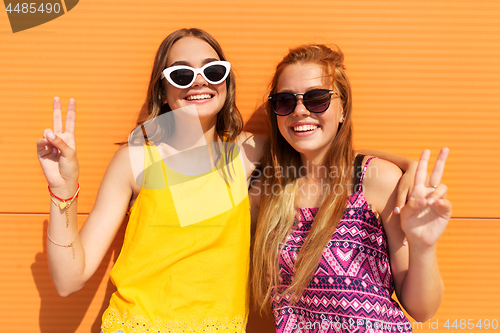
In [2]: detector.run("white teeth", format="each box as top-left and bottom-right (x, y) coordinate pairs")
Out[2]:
(186, 94), (212, 101)
(293, 124), (318, 132)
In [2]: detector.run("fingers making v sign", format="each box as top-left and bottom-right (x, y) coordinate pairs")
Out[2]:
(400, 148), (452, 248)
(36, 97), (79, 197)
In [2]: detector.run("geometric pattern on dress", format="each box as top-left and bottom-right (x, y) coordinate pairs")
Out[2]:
(272, 157), (413, 333)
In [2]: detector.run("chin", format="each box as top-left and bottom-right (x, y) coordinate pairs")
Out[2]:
(195, 106), (220, 118)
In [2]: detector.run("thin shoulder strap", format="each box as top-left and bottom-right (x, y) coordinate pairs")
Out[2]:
(140, 124), (155, 162)
(352, 154), (365, 192)
(140, 124), (151, 146)
(359, 156), (377, 185)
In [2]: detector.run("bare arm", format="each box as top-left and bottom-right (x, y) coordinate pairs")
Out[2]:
(356, 149), (416, 172)
(363, 150), (451, 322)
(236, 131), (267, 186)
(397, 148), (451, 321)
(248, 176), (263, 238)
(37, 98), (135, 296)
(357, 149), (418, 213)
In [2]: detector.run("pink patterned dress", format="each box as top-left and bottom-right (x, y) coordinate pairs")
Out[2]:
(272, 157), (412, 333)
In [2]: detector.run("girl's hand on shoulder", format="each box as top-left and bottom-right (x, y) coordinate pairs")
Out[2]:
(36, 97), (79, 196)
(236, 131), (267, 184)
(400, 148), (452, 248)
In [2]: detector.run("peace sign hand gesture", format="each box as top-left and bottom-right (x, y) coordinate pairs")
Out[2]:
(36, 97), (79, 196)
(400, 148), (452, 248)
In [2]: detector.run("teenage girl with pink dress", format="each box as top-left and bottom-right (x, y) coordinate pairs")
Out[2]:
(251, 43), (451, 333)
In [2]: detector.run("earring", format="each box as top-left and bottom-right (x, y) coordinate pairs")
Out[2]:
(340, 115), (345, 123)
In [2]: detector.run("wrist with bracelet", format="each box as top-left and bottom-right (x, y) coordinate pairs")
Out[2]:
(47, 183), (80, 258)
(47, 229), (79, 258)
(48, 183), (80, 227)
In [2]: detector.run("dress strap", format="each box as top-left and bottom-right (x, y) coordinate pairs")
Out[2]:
(140, 124), (151, 146)
(359, 156), (377, 186)
(352, 154), (365, 192)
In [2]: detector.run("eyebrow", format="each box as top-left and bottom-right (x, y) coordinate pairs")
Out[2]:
(168, 58), (220, 67)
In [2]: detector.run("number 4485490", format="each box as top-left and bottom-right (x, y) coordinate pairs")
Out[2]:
(443, 319), (498, 330)
(5, 2), (62, 14)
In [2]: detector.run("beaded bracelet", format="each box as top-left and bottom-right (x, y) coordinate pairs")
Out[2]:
(48, 183), (80, 227)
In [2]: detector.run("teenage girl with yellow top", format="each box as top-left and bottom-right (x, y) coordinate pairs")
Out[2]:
(36, 28), (417, 332)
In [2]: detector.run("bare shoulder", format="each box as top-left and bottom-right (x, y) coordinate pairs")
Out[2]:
(109, 144), (137, 177)
(362, 156), (402, 215)
(101, 144), (138, 196)
(362, 156), (402, 191)
(111, 143), (131, 162)
(236, 131), (267, 160)
(237, 129), (267, 145)
(236, 131), (268, 180)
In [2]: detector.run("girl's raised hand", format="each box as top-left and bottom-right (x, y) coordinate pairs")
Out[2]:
(400, 148), (452, 248)
(36, 97), (79, 195)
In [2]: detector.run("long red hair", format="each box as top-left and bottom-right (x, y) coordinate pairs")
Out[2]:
(252, 44), (355, 311)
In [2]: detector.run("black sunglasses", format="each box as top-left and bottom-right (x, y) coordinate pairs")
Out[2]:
(268, 89), (337, 116)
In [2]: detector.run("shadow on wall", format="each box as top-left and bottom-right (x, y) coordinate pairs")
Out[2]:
(246, 296), (276, 333)
(31, 218), (127, 333)
(243, 102), (268, 136)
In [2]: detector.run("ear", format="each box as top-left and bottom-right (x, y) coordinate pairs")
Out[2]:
(339, 114), (345, 123)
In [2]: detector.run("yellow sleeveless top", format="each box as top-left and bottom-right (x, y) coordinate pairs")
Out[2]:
(101, 143), (250, 333)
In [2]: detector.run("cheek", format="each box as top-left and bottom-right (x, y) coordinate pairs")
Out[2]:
(333, 99), (343, 120)
(164, 85), (177, 105)
(219, 87), (227, 102)
(218, 83), (227, 101)
(324, 101), (342, 125)
(276, 117), (289, 138)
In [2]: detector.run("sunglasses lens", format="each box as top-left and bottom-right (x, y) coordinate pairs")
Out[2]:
(271, 93), (296, 116)
(204, 64), (228, 83)
(169, 69), (194, 87)
(303, 89), (332, 113)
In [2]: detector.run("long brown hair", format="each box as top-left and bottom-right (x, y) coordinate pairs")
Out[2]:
(252, 44), (355, 311)
(134, 28), (243, 144)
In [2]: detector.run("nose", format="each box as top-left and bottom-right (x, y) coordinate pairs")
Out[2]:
(192, 73), (208, 87)
(292, 95), (310, 117)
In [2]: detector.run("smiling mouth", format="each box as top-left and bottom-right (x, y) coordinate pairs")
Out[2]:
(293, 124), (318, 132)
(185, 94), (213, 101)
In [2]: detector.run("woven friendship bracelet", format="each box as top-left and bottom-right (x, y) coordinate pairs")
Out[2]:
(48, 183), (80, 227)
(48, 183), (80, 202)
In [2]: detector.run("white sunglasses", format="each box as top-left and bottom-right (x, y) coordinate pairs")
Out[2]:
(161, 61), (231, 89)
